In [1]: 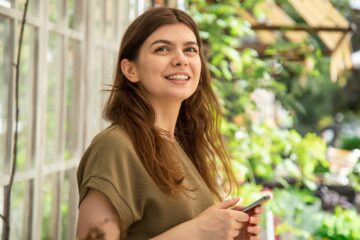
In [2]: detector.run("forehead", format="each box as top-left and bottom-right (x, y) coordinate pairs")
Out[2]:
(144, 23), (198, 45)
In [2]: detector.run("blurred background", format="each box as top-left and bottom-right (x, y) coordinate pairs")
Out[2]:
(0, 0), (360, 239)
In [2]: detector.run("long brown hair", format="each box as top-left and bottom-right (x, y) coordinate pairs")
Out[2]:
(103, 7), (235, 199)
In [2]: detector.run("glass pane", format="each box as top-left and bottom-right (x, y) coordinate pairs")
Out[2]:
(104, 0), (117, 41)
(67, 0), (82, 30)
(16, 0), (39, 17)
(101, 50), (116, 129)
(48, 0), (63, 24)
(93, 0), (103, 36)
(0, 0), (12, 8)
(86, 47), (102, 143)
(41, 173), (59, 240)
(0, 16), (12, 174)
(60, 169), (76, 239)
(45, 32), (62, 163)
(119, 0), (130, 37)
(64, 39), (81, 160)
(103, 50), (116, 86)
(10, 181), (31, 239)
(16, 23), (37, 170)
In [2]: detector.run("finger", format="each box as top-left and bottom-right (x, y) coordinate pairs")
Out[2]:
(246, 206), (264, 216)
(254, 206), (265, 215)
(229, 229), (240, 237)
(231, 205), (243, 211)
(232, 220), (243, 230)
(216, 197), (241, 209)
(249, 216), (260, 225)
(230, 209), (249, 222)
(250, 236), (260, 240)
(247, 225), (261, 234)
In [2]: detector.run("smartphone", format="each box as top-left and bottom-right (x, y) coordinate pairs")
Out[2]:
(241, 194), (270, 213)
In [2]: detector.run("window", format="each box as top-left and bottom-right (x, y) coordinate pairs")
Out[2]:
(0, 0), (153, 238)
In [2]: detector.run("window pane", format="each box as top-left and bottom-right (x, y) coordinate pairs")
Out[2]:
(86, 47), (102, 144)
(102, 49), (116, 86)
(104, 0), (117, 41)
(10, 181), (31, 239)
(48, 0), (63, 24)
(45, 32), (62, 163)
(101, 50), (116, 129)
(60, 169), (77, 239)
(0, 16), (12, 174)
(41, 173), (59, 240)
(67, 0), (82, 30)
(93, 0), (103, 36)
(16, 0), (39, 17)
(16, 23), (37, 170)
(0, 0), (12, 8)
(64, 39), (81, 160)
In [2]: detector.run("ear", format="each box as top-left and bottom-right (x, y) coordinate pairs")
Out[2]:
(120, 59), (139, 82)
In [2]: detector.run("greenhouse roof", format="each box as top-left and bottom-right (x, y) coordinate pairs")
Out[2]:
(239, 0), (354, 81)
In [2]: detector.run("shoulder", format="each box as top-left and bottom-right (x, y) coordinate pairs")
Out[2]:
(90, 124), (133, 151)
(78, 125), (140, 177)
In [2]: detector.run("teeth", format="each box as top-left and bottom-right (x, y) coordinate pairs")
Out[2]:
(166, 75), (189, 80)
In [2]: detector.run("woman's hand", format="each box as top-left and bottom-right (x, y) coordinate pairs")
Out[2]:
(233, 206), (264, 240)
(191, 198), (250, 240)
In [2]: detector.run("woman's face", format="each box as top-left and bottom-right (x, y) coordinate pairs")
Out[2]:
(132, 23), (201, 104)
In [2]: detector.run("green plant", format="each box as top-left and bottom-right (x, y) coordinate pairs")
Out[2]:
(227, 124), (328, 190)
(314, 207), (360, 240)
(271, 188), (324, 240)
(341, 137), (360, 151)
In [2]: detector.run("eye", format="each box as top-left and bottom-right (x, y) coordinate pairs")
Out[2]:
(154, 46), (170, 52)
(184, 47), (198, 54)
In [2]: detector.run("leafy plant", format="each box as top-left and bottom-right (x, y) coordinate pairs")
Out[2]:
(271, 188), (323, 239)
(228, 124), (328, 190)
(314, 207), (360, 240)
(341, 137), (360, 151)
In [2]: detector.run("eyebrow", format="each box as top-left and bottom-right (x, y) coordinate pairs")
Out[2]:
(150, 39), (198, 47)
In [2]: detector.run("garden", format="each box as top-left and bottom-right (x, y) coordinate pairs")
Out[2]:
(188, 0), (360, 239)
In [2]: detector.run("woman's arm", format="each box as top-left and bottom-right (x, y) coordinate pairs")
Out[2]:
(77, 192), (257, 240)
(76, 189), (121, 240)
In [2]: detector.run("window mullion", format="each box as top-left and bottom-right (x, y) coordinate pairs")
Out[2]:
(31, 0), (47, 238)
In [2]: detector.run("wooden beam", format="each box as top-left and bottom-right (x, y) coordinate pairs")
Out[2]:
(251, 24), (355, 33)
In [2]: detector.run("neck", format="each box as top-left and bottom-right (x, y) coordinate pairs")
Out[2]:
(149, 98), (182, 139)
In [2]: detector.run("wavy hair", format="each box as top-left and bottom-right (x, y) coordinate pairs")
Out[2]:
(103, 7), (235, 199)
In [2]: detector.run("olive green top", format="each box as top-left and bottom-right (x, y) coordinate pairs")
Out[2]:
(77, 125), (215, 239)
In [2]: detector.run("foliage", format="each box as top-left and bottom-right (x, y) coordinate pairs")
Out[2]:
(188, 1), (360, 238)
(268, 188), (360, 240)
(314, 207), (360, 240)
(227, 123), (329, 190)
(188, 0), (288, 125)
(341, 136), (360, 150)
(270, 188), (323, 239)
(259, 0), (354, 134)
(187, 0), (335, 191)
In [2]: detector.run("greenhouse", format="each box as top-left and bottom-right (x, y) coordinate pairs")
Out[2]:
(1, 0), (360, 239)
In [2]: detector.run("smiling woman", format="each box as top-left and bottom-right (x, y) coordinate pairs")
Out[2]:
(76, 7), (264, 240)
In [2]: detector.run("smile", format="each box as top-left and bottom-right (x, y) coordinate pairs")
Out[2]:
(165, 74), (190, 80)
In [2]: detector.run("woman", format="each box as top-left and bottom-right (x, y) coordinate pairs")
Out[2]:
(76, 7), (264, 240)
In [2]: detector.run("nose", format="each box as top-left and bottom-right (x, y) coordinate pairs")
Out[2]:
(171, 51), (188, 67)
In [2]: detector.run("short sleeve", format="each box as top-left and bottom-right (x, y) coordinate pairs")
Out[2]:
(77, 127), (146, 229)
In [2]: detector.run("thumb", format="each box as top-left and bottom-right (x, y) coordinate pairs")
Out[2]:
(216, 197), (241, 209)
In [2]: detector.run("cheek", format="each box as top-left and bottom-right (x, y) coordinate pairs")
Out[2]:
(139, 57), (168, 79)
(192, 58), (202, 79)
